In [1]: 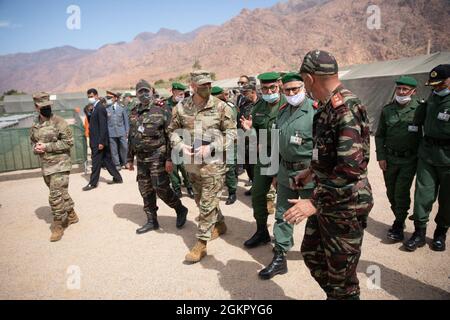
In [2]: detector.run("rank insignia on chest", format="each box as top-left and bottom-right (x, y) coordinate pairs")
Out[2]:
(331, 93), (344, 109)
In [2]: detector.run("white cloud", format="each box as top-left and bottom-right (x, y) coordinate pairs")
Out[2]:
(0, 21), (10, 28)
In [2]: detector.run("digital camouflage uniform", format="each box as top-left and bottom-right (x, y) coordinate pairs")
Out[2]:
(30, 95), (75, 223)
(300, 51), (373, 300)
(375, 97), (422, 226)
(168, 90), (237, 242)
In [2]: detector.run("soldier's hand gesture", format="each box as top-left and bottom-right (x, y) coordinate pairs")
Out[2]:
(240, 115), (252, 131)
(165, 160), (174, 173)
(284, 199), (317, 225)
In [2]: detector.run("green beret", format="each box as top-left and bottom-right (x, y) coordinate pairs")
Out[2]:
(281, 73), (303, 84)
(211, 86), (224, 95)
(123, 92), (132, 98)
(257, 72), (281, 84)
(396, 76), (418, 88)
(172, 82), (187, 91)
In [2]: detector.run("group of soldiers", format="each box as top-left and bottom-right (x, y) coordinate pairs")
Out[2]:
(30, 49), (449, 300)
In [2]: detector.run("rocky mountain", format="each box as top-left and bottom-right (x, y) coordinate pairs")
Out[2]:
(1, 0), (449, 93)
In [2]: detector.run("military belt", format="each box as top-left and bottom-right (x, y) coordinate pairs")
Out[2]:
(385, 147), (413, 158)
(424, 136), (450, 146)
(281, 158), (308, 171)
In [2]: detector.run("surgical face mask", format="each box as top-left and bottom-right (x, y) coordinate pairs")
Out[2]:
(106, 99), (113, 106)
(197, 87), (211, 100)
(395, 94), (412, 105)
(39, 106), (52, 118)
(88, 97), (96, 104)
(138, 93), (152, 105)
(175, 96), (184, 103)
(434, 88), (450, 97)
(262, 93), (280, 104)
(286, 92), (306, 106)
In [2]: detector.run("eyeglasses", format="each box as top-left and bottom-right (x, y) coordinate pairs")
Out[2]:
(284, 86), (303, 94)
(261, 85), (279, 93)
(395, 86), (414, 93)
(237, 82), (248, 86)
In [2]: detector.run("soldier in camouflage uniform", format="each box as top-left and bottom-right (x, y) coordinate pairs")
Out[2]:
(168, 70), (237, 263)
(285, 50), (373, 300)
(127, 80), (188, 234)
(30, 92), (79, 242)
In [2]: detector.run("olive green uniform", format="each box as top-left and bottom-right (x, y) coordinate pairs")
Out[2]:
(274, 98), (315, 253)
(413, 92), (450, 229)
(375, 99), (422, 224)
(225, 101), (238, 195)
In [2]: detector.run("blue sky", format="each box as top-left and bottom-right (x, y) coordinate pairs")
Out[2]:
(0, 0), (281, 55)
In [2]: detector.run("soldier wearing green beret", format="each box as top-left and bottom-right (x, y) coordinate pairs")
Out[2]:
(165, 82), (194, 199)
(30, 92), (79, 242)
(212, 86), (239, 205)
(405, 64), (450, 252)
(241, 72), (287, 249)
(259, 73), (316, 279)
(375, 76), (422, 242)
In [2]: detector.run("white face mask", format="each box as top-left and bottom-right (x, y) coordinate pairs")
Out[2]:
(286, 92), (306, 106)
(395, 95), (412, 105)
(175, 96), (184, 103)
(88, 97), (96, 104)
(106, 99), (113, 106)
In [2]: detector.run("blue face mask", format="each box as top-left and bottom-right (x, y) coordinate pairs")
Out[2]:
(434, 88), (450, 97)
(262, 93), (280, 104)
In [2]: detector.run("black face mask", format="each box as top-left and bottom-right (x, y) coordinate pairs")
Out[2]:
(40, 106), (52, 118)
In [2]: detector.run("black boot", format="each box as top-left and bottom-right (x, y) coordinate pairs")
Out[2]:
(175, 204), (188, 229)
(244, 223), (271, 248)
(432, 227), (447, 252)
(244, 188), (252, 197)
(225, 193), (237, 205)
(259, 251), (288, 280)
(174, 189), (183, 198)
(404, 227), (426, 252)
(387, 221), (404, 242)
(136, 212), (159, 234)
(187, 187), (195, 199)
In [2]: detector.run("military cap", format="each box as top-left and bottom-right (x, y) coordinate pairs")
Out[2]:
(32, 92), (53, 107)
(257, 72), (281, 84)
(136, 79), (152, 92)
(172, 82), (187, 91)
(281, 72), (303, 84)
(395, 76), (418, 88)
(299, 50), (339, 75)
(106, 90), (119, 97)
(426, 64), (450, 86)
(211, 86), (224, 95)
(190, 70), (213, 85)
(123, 92), (132, 98)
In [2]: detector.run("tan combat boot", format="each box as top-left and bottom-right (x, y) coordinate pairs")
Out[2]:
(211, 221), (227, 241)
(267, 199), (276, 215)
(50, 219), (65, 242)
(185, 240), (207, 263)
(67, 210), (79, 225)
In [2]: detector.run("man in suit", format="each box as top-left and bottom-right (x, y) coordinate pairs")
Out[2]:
(83, 88), (123, 191)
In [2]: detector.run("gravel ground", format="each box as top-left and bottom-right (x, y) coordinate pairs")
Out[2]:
(0, 138), (449, 300)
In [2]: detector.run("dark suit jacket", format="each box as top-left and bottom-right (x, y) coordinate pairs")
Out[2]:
(89, 100), (109, 149)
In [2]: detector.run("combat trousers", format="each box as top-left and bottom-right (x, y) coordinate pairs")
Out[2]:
(169, 164), (192, 192)
(413, 158), (450, 229)
(301, 213), (365, 300)
(252, 163), (273, 225)
(188, 164), (226, 241)
(274, 183), (313, 253)
(43, 171), (74, 221)
(225, 162), (237, 194)
(383, 160), (417, 224)
(137, 157), (181, 214)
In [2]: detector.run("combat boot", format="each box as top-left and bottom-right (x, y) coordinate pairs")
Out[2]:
(185, 240), (207, 263)
(431, 227), (447, 252)
(267, 199), (275, 215)
(258, 250), (288, 280)
(136, 212), (159, 234)
(50, 218), (65, 242)
(225, 193), (237, 205)
(175, 204), (188, 229)
(187, 187), (195, 199)
(67, 210), (79, 226)
(244, 223), (271, 248)
(211, 221), (227, 240)
(387, 221), (404, 242)
(404, 227), (426, 252)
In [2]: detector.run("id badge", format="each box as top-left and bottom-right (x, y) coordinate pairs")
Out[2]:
(312, 148), (319, 161)
(138, 125), (145, 133)
(290, 136), (303, 145)
(408, 125), (419, 133)
(437, 112), (450, 122)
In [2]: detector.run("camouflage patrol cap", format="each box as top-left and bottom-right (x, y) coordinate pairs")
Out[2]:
(299, 50), (339, 75)
(136, 79), (152, 92)
(190, 70), (213, 85)
(32, 92), (53, 107)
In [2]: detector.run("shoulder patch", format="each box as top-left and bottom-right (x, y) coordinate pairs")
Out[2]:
(279, 102), (289, 111)
(312, 101), (319, 109)
(331, 93), (344, 109)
